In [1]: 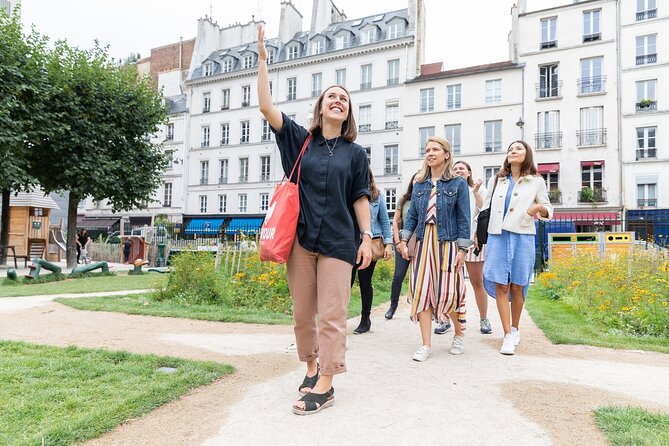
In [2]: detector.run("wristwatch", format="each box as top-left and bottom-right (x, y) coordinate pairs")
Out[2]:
(360, 230), (373, 239)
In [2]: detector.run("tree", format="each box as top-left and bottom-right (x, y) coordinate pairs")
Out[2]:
(0, 11), (52, 264)
(28, 42), (168, 267)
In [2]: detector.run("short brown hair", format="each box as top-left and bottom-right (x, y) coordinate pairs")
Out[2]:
(308, 85), (357, 142)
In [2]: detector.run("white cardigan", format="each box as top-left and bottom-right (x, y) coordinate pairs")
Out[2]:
(481, 174), (553, 235)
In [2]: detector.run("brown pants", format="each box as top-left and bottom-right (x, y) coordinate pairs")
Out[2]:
(286, 238), (352, 375)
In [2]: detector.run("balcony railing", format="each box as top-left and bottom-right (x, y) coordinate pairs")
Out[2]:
(636, 54), (657, 65)
(385, 121), (399, 130)
(201, 141), (209, 148)
(638, 198), (657, 207)
(583, 33), (601, 43)
(360, 82), (372, 90)
(199, 178), (208, 185)
(577, 128), (607, 147)
(548, 190), (562, 204)
(578, 76), (606, 94)
(260, 174), (271, 182)
(219, 177), (228, 184)
(358, 124), (371, 133)
(240, 137), (249, 144)
(238, 176), (248, 183)
(636, 101), (657, 112)
(536, 81), (562, 99)
(540, 40), (557, 50)
(636, 148), (657, 160)
(535, 132), (563, 149)
(220, 139), (229, 145)
(387, 78), (399, 86)
(636, 8), (657, 20)
(385, 166), (399, 175)
(578, 188), (607, 203)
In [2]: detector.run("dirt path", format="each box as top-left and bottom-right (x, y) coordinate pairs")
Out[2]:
(1, 286), (668, 445)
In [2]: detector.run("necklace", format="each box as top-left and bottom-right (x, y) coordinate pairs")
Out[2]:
(324, 136), (339, 157)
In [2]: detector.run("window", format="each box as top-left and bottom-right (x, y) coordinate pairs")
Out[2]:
(579, 57), (604, 94)
(447, 84), (461, 110)
(637, 179), (657, 207)
(336, 68), (346, 86)
(580, 161), (604, 202)
(218, 194), (227, 213)
(385, 103), (399, 129)
(361, 27), (377, 44)
(238, 194), (247, 212)
(239, 157), (249, 182)
(311, 72), (322, 98)
(287, 77), (297, 101)
(199, 195), (208, 213)
(219, 159), (228, 184)
(287, 45), (299, 60)
(419, 127), (435, 156)
(335, 33), (350, 50)
(240, 121), (250, 144)
(311, 39), (325, 55)
(583, 10), (601, 42)
(220, 123), (229, 145)
(200, 161), (209, 185)
(387, 59), (400, 85)
(243, 54), (254, 69)
(202, 92), (211, 113)
(539, 64), (560, 98)
(536, 111), (561, 149)
(385, 144), (398, 174)
(203, 63), (213, 77)
(261, 119), (271, 142)
(484, 167), (500, 185)
(358, 105), (372, 132)
(260, 193), (270, 212)
(201, 126), (210, 147)
(539, 165), (561, 204)
(485, 121), (502, 153)
(578, 107), (605, 146)
(385, 189), (397, 211)
(163, 183), (172, 207)
(165, 150), (174, 169)
(444, 124), (461, 155)
(221, 89), (230, 110)
(267, 49), (275, 64)
(360, 64), (372, 90)
(241, 85), (250, 107)
(636, 35), (657, 65)
(260, 155), (271, 181)
(222, 58), (233, 73)
(420, 88), (434, 113)
(636, 127), (657, 159)
(387, 21), (405, 39)
(166, 123), (174, 140)
(636, 0), (657, 20)
(364, 146), (371, 165)
(540, 17), (557, 49)
(485, 79), (502, 105)
(636, 79), (657, 111)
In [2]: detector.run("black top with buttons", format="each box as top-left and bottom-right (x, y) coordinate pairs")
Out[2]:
(272, 113), (370, 265)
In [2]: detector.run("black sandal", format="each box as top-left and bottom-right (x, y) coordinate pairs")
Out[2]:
(298, 365), (319, 395)
(292, 387), (335, 415)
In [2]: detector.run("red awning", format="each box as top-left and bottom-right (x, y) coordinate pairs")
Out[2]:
(538, 163), (560, 173)
(580, 160), (605, 167)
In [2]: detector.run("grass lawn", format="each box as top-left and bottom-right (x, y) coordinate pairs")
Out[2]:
(0, 340), (233, 446)
(594, 406), (669, 446)
(0, 273), (166, 298)
(525, 287), (669, 354)
(57, 277), (403, 325)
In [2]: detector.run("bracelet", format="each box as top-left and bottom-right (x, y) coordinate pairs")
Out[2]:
(458, 247), (468, 253)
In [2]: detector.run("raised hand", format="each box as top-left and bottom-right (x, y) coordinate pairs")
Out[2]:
(473, 178), (483, 193)
(257, 25), (267, 61)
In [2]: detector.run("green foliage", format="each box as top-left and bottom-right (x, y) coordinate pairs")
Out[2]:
(594, 407), (669, 446)
(578, 186), (596, 203)
(153, 252), (220, 304)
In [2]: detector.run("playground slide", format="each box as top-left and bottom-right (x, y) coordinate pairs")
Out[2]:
(52, 229), (67, 251)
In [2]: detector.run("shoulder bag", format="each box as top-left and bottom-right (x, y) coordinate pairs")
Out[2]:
(474, 176), (498, 256)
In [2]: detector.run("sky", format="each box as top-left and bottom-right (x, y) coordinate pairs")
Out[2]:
(19, 0), (526, 71)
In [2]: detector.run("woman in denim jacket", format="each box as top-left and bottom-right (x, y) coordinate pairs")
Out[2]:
(397, 136), (471, 361)
(352, 168), (393, 334)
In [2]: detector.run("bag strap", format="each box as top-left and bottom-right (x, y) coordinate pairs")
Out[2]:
(286, 133), (313, 185)
(486, 176), (499, 211)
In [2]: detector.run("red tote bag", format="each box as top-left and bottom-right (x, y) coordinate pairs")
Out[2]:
(259, 134), (312, 263)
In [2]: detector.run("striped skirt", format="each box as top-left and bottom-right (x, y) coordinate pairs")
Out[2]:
(407, 223), (466, 329)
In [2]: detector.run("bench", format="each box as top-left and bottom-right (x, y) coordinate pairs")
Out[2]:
(15, 241), (46, 268)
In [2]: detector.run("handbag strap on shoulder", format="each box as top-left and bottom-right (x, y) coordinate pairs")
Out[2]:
(487, 176), (499, 210)
(287, 133), (312, 185)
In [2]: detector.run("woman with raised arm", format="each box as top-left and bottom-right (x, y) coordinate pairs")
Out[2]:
(257, 26), (372, 415)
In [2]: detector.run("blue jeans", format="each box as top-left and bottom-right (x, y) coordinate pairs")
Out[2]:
(389, 254), (410, 308)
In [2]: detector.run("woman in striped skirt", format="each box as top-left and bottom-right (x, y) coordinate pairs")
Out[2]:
(396, 137), (471, 361)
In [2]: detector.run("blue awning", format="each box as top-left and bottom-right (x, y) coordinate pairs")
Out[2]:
(225, 218), (264, 235)
(184, 218), (225, 234)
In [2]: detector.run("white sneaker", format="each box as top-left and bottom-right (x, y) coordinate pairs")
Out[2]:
(511, 327), (520, 346)
(412, 345), (431, 362)
(285, 342), (297, 353)
(500, 334), (515, 355)
(450, 336), (464, 355)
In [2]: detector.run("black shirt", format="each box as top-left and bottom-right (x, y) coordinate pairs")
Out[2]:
(272, 113), (369, 265)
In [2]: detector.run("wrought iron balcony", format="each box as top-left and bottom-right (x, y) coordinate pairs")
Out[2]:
(636, 101), (657, 112)
(358, 124), (371, 133)
(218, 177), (228, 184)
(578, 76), (606, 94)
(578, 188), (606, 203)
(360, 82), (372, 90)
(540, 40), (557, 50)
(637, 198), (657, 207)
(238, 176), (248, 183)
(385, 166), (398, 175)
(583, 33), (601, 43)
(535, 132), (563, 149)
(636, 8), (657, 20)
(260, 174), (271, 182)
(636, 54), (657, 65)
(548, 190), (562, 204)
(577, 128), (607, 147)
(536, 81), (562, 99)
(385, 121), (399, 130)
(199, 178), (208, 185)
(636, 148), (657, 160)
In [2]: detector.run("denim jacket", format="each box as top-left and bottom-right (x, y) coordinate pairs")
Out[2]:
(400, 176), (472, 248)
(370, 194), (393, 244)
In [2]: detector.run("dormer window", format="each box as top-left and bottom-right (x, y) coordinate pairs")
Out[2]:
(335, 32), (351, 50)
(203, 63), (213, 77)
(222, 58), (233, 73)
(243, 54), (254, 69)
(361, 27), (378, 45)
(287, 45), (299, 60)
(267, 48), (275, 64)
(311, 38), (326, 55)
(387, 20), (406, 39)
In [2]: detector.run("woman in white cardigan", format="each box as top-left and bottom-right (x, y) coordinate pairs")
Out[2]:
(480, 141), (552, 355)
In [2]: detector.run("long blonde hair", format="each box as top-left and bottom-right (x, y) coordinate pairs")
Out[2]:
(415, 136), (456, 183)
